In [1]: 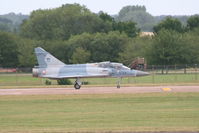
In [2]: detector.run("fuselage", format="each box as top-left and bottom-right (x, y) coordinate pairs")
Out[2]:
(33, 62), (149, 79)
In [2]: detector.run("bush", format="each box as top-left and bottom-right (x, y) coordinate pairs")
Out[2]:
(45, 80), (52, 85)
(82, 81), (89, 85)
(57, 79), (72, 85)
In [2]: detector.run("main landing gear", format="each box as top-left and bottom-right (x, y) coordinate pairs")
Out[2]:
(74, 77), (122, 89)
(74, 78), (82, 89)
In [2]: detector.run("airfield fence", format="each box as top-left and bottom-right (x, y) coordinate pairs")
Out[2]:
(0, 65), (199, 87)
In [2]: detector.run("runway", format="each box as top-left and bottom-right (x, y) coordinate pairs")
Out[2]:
(0, 86), (199, 95)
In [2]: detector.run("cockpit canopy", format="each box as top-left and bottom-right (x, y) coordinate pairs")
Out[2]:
(98, 61), (130, 70)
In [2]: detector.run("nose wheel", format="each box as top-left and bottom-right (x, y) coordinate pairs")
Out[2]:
(117, 84), (120, 88)
(117, 77), (121, 88)
(74, 78), (81, 89)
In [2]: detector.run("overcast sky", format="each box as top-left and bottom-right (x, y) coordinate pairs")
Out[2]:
(0, 0), (199, 16)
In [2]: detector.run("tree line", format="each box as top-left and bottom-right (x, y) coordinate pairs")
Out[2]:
(0, 13), (28, 32)
(0, 5), (190, 32)
(0, 4), (199, 68)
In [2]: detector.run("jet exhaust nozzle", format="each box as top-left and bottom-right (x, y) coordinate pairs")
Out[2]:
(32, 68), (39, 77)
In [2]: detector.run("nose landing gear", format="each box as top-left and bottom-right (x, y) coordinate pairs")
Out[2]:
(117, 77), (121, 88)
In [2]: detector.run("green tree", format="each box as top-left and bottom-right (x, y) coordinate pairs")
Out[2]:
(113, 21), (140, 38)
(183, 27), (199, 64)
(187, 15), (199, 30)
(64, 33), (93, 63)
(65, 32), (130, 63)
(119, 36), (151, 65)
(20, 4), (112, 40)
(89, 31), (129, 62)
(0, 32), (18, 67)
(153, 17), (184, 33)
(147, 29), (189, 65)
(17, 38), (38, 67)
(98, 11), (114, 22)
(116, 5), (156, 31)
(71, 47), (91, 64)
(0, 17), (13, 32)
(0, 23), (11, 32)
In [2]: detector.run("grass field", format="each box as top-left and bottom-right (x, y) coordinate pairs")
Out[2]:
(0, 73), (199, 87)
(0, 93), (199, 132)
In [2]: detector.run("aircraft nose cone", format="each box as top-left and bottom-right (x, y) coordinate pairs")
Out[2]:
(136, 70), (150, 76)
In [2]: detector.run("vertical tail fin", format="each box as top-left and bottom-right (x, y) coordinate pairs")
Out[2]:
(34, 47), (65, 67)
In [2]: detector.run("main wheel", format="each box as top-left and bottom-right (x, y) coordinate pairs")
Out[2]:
(74, 83), (81, 89)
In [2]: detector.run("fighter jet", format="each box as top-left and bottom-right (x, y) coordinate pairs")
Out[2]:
(33, 47), (149, 89)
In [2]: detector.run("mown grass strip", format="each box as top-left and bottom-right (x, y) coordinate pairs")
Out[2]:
(0, 93), (198, 132)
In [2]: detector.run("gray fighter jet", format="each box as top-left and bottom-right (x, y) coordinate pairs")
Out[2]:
(33, 47), (149, 89)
